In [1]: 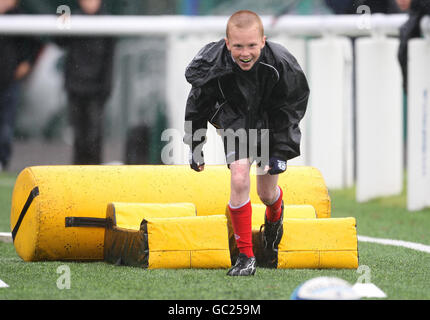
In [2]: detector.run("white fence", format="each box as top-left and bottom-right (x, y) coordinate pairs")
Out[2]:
(408, 38), (430, 211)
(1, 14), (429, 210)
(307, 36), (354, 189)
(355, 37), (403, 202)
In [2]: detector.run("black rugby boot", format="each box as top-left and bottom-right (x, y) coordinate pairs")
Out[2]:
(260, 201), (284, 268)
(227, 253), (257, 276)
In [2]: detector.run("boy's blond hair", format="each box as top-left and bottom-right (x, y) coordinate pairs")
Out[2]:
(226, 10), (264, 38)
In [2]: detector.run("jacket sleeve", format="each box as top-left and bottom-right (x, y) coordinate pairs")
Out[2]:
(268, 56), (309, 161)
(183, 84), (217, 152)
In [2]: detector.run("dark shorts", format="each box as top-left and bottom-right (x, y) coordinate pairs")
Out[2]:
(219, 128), (270, 169)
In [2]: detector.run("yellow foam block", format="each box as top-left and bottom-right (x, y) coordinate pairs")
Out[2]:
(105, 215), (231, 269)
(251, 204), (316, 229)
(228, 217), (358, 269)
(107, 202), (196, 231)
(103, 202), (199, 267)
(277, 217), (358, 269)
(145, 215), (230, 269)
(11, 165), (330, 261)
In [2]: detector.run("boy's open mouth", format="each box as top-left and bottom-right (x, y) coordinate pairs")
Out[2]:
(240, 58), (252, 63)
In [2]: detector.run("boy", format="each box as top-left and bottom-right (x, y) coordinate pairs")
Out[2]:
(184, 10), (309, 276)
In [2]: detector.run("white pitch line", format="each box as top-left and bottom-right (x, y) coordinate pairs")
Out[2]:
(0, 279), (9, 288)
(2, 231), (430, 254)
(358, 235), (430, 254)
(0, 232), (12, 243)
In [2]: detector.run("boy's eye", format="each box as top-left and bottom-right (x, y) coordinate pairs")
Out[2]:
(233, 44), (257, 49)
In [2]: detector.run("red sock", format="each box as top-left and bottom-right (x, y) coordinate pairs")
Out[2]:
(265, 186), (283, 223)
(228, 199), (254, 258)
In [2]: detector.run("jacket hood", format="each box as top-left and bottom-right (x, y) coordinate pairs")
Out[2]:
(185, 39), (234, 87)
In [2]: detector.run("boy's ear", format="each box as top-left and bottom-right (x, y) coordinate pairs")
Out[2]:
(224, 37), (231, 51)
(261, 35), (267, 49)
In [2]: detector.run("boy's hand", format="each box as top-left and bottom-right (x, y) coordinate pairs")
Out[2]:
(189, 150), (205, 172)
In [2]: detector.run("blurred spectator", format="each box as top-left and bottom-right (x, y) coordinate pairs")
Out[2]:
(0, 0), (43, 171)
(54, 0), (115, 164)
(325, 0), (401, 14)
(397, 0), (430, 92)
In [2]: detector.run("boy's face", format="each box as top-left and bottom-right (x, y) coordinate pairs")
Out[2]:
(225, 24), (266, 71)
(79, 0), (102, 14)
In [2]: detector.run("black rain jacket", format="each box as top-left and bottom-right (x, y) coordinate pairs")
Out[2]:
(184, 39), (309, 161)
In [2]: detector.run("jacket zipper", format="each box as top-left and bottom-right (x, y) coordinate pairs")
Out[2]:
(209, 101), (226, 128)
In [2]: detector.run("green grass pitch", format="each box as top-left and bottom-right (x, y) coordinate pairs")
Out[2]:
(1, 171), (430, 300)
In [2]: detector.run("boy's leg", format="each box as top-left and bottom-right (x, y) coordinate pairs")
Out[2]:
(227, 159), (256, 276)
(257, 172), (284, 268)
(257, 173), (282, 222)
(228, 159), (253, 258)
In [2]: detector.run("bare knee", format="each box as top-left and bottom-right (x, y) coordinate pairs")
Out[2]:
(229, 160), (251, 206)
(231, 169), (250, 195)
(257, 185), (278, 205)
